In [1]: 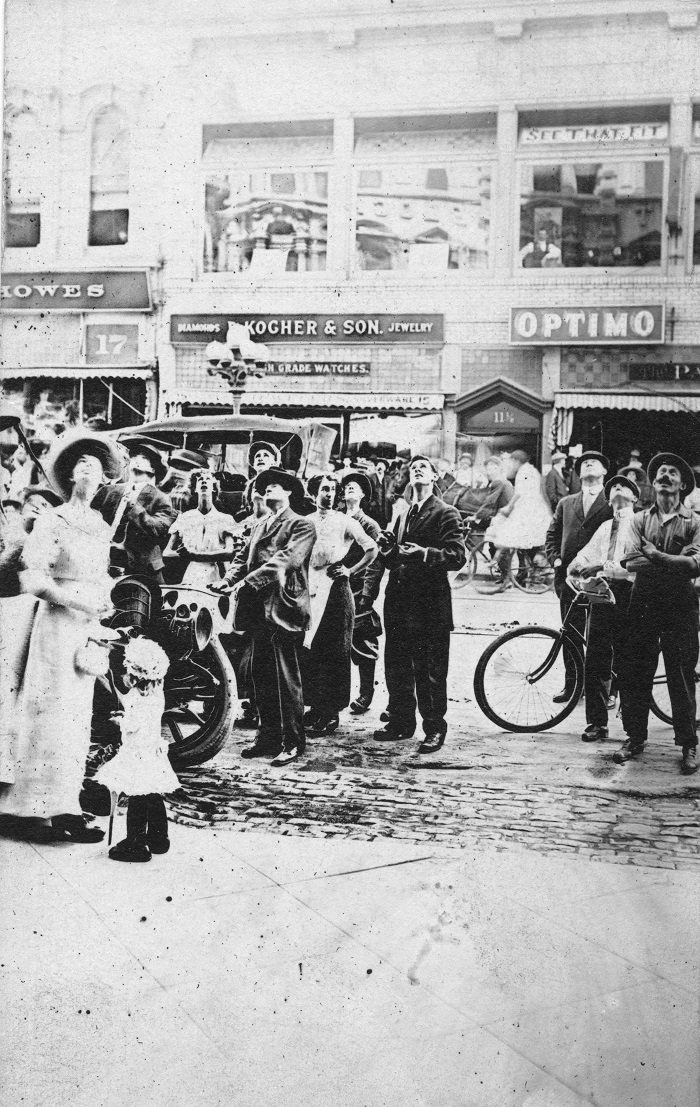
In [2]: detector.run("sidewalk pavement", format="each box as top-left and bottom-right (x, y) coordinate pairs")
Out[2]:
(2, 822), (698, 1107)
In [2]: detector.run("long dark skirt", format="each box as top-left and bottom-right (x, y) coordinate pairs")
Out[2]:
(302, 578), (354, 715)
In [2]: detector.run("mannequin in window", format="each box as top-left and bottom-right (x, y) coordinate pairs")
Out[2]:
(520, 226), (562, 268)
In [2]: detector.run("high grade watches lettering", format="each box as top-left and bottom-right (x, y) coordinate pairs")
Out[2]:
(1, 282), (105, 299)
(511, 306), (663, 344)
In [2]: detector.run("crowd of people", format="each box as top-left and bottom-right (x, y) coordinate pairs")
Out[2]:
(1, 402), (699, 860)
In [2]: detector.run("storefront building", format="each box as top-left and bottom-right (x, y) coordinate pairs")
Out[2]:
(0, 271), (157, 433)
(4, 0), (700, 471)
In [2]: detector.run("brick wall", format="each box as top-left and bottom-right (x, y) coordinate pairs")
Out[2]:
(460, 346), (542, 395)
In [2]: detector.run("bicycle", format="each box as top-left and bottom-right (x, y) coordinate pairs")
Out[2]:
(473, 577), (670, 732)
(450, 516), (494, 590)
(472, 543), (555, 595)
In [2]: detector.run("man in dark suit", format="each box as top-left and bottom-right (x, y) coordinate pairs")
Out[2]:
(92, 445), (175, 581)
(374, 455), (466, 753)
(545, 451), (613, 700)
(213, 468), (315, 766)
(545, 451), (569, 512)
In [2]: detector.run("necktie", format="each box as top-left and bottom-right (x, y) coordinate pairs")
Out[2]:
(406, 504), (419, 534)
(606, 517), (620, 560)
(583, 492), (597, 517)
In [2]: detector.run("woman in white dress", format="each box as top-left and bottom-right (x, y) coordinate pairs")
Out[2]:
(0, 430), (121, 843)
(485, 450), (552, 587)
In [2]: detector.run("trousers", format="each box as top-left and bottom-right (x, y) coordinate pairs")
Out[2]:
(585, 580), (633, 728)
(621, 587), (699, 747)
(251, 624), (306, 753)
(384, 609), (451, 736)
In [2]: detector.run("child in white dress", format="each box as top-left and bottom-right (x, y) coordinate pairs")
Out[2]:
(96, 637), (180, 863)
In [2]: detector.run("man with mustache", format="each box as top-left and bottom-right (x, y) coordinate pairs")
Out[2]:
(614, 453), (700, 774)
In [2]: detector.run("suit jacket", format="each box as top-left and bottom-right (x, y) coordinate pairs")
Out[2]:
(545, 491), (613, 583)
(384, 494), (466, 633)
(544, 468), (569, 512)
(225, 506), (316, 633)
(92, 482), (176, 575)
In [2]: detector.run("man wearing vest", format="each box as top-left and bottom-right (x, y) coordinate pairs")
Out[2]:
(614, 453), (700, 774)
(545, 451), (613, 701)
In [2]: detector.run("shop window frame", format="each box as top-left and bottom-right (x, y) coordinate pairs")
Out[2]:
(200, 127), (334, 281)
(513, 143), (670, 278)
(351, 122), (497, 282)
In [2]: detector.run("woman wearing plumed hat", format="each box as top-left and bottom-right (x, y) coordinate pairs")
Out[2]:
(0, 430), (121, 842)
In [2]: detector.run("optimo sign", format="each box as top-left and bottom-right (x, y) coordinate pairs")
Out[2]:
(0, 271), (152, 311)
(510, 305), (665, 345)
(171, 314), (444, 344)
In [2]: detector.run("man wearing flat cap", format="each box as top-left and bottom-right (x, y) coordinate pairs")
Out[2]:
(545, 450), (613, 701)
(92, 443), (176, 581)
(375, 454), (466, 753)
(212, 467), (315, 766)
(568, 475), (640, 743)
(613, 453), (700, 774)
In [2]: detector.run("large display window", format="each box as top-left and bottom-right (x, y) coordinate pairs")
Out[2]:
(352, 117), (495, 273)
(202, 125), (332, 274)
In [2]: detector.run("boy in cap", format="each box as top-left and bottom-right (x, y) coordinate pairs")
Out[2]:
(614, 453), (700, 774)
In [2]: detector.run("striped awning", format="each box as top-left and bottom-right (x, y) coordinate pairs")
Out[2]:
(165, 390), (444, 412)
(0, 366), (154, 380)
(555, 391), (700, 413)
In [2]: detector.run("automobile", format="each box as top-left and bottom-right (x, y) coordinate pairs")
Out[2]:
(88, 413), (336, 773)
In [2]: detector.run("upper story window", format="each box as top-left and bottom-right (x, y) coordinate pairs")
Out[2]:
(353, 116), (495, 273)
(4, 109), (43, 247)
(89, 107), (130, 246)
(517, 110), (668, 271)
(203, 122), (332, 274)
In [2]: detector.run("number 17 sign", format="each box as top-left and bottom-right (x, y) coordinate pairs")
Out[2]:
(85, 323), (139, 364)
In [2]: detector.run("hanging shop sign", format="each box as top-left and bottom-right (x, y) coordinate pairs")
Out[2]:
(264, 361), (371, 376)
(170, 314), (444, 344)
(510, 305), (665, 345)
(84, 323), (140, 364)
(520, 122), (668, 145)
(629, 362), (700, 382)
(465, 401), (540, 432)
(0, 271), (152, 311)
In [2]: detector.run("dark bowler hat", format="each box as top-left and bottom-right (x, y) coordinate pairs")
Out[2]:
(574, 451), (610, 475)
(22, 484), (63, 508)
(646, 453), (696, 499)
(339, 470), (374, 503)
(128, 442), (166, 484)
(604, 475), (639, 501)
(45, 429), (123, 501)
(168, 448), (210, 472)
(254, 466), (305, 509)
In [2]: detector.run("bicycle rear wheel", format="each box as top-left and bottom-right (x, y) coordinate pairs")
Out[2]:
(474, 625), (584, 732)
(511, 553), (555, 595)
(470, 540), (515, 583)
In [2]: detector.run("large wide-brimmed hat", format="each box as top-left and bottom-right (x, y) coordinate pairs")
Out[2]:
(248, 440), (281, 470)
(45, 429), (123, 501)
(646, 453), (695, 499)
(604, 475), (639, 501)
(574, 450), (610, 475)
(339, 470), (374, 503)
(254, 466), (305, 509)
(0, 398), (23, 431)
(127, 442), (166, 484)
(617, 464), (642, 481)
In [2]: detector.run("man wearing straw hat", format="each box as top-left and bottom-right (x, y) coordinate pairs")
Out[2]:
(614, 453), (700, 774)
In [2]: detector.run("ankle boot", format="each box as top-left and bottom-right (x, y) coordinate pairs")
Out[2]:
(109, 795), (151, 862)
(146, 794), (170, 854)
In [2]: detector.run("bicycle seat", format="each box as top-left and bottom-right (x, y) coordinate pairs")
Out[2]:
(567, 576), (616, 604)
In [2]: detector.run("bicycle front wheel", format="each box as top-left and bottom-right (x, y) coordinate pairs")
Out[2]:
(474, 625), (584, 732)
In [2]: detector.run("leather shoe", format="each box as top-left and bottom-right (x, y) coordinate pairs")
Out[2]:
(350, 694), (373, 715)
(270, 747), (299, 767)
(109, 838), (151, 863)
(373, 724), (415, 742)
(553, 686), (575, 704)
(418, 732), (445, 754)
(379, 708), (391, 723)
(308, 715), (339, 737)
(612, 739), (646, 764)
(581, 724), (608, 743)
(681, 746), (699, 775)
(241, 743), (280, 760)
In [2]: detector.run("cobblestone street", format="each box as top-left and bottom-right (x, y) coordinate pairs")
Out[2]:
(170, 592), (700, 872)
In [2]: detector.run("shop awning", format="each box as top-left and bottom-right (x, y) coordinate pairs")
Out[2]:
(166, 390), (444, 413)
(0, 366), (154, 380)
(555, 390), (700, 413)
